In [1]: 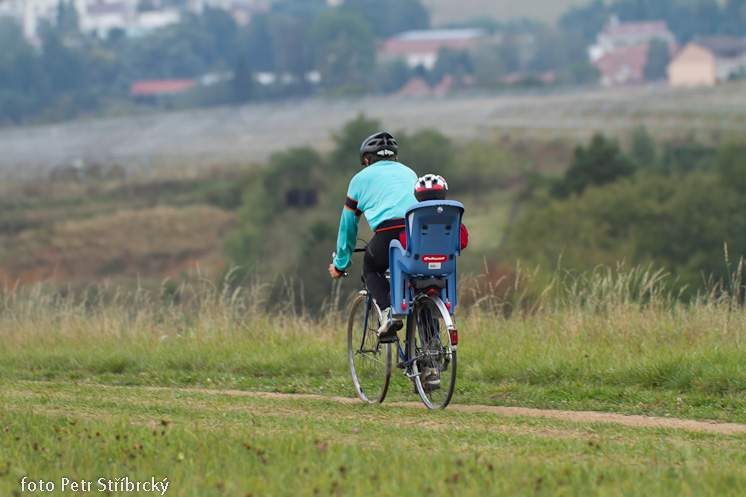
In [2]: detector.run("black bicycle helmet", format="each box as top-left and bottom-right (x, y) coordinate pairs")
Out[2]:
(359, 131), (398, 166)
(414, 173), (448, 201)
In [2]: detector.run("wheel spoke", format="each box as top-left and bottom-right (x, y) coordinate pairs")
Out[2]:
(348, 294), (391, 403)
(408, 296), (456, 409)
(356, 351), (388, 366)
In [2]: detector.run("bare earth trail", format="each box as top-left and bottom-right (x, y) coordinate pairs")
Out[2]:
(124, 385), (746, 436)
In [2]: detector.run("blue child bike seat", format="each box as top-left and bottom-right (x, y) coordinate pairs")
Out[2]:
(388, 200), (464, 317)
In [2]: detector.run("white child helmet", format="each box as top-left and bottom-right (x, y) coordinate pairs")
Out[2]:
(414, 174), (448, 202)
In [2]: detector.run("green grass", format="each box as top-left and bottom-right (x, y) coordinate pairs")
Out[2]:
(2, 382), (746, 496)
(1, 268), (746, 494)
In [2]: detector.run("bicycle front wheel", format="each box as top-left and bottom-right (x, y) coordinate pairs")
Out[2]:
(408, 295), (457, 409)
(347, 293), (391, 403)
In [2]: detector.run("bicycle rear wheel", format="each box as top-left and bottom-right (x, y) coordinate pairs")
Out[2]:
(408, 295), (457, 409)
(347, 292), (392, 403)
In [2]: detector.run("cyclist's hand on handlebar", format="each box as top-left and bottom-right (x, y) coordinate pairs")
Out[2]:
(329, 263), (345, 279)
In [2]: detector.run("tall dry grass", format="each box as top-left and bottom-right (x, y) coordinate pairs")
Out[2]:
(1, 261), (744, 417)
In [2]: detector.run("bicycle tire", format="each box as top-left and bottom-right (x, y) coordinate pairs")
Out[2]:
(347, 293), (392, 403)
(408, 295), (457, 409)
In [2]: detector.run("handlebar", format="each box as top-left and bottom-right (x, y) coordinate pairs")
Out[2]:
(332, 248), (366, 277)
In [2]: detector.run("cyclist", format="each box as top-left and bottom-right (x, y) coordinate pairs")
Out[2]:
(328, 131), (418, 342)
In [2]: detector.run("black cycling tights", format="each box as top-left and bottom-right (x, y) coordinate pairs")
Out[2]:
(362, 228), (404, 311)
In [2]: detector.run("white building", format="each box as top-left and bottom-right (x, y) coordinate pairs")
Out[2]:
(589, 15), (677, 62)
(79, 1), (132, 36)
(4, 0), (60, 40)
(380, 29), (492, 70)
(0, 2), (23, 25)
(186, 0), (268, 26)
(3, 0), (181, 40)
(80, 1), (180, 38)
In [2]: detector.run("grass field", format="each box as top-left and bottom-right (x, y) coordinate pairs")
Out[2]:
(422, 0), (591, 25)
(3, 383), (746, 496)
(2, 265), (746, 495)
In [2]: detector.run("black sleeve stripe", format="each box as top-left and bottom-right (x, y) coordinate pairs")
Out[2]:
(345, 196), (363, 217)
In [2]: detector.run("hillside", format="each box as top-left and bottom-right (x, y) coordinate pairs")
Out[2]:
(3, 81), (746, 293)
(3, 82), (746, 183)
(0, 175), (244, 288)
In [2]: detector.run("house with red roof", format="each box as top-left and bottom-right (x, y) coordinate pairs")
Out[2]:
(593, 44), (649, 87)
(589, 15), (677, 62)
(588, 16), (678, 86)
(130, 79), (196, 97)
(380, 28), (493, 70)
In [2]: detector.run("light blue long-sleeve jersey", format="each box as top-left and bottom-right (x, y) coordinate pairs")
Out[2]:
(333, 160), (418, 271)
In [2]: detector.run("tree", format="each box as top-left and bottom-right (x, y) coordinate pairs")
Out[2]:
(343, 0), (429, 39)
(119, 23), (214, 79)
(269, 0), (327, 19)
(472, 44), (507, 87)
(236, 13), (276, 72)
(56, 0), (79, 36)
(0, 22), (43, 123)
(374, 59), (413, 93)
(559, 0), (609, 42)
(659, 137), (716, 175)
(429, 47), (473, 86)
(556, 62), (600, 85)
(442, 15), (500, 34)
(224, 147), (326, 267)
(232, 54), (254, 103)
(643, 40), (670, 81)
(200, 6), (238, 67)
(715, 143), (746, 192)
(41, 30), (83, 94)
(724, 0), (746, 35)
(504, 172), (746, 291)
(629, 126), (656, 168)
(311, 9), (375, 92)
(551, 134), (636, 198)
(396, 129), (455, 183)
(0, 19), (42, 96)
(272, 17), (314, 93)
(328, 113), (381, 176)
(526, 24), (588, 73)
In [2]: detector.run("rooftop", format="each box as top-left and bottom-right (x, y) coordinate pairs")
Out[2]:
(603, 20), (671, 37)
(87, 1), (125, 16)
(694, 36), (746, 58)
(130, 79), (196, 96)
(391, 29), (488, 42)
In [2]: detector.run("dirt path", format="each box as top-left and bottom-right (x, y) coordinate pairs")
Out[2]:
(15, 382), (746, 436)
(148, 386), (746, 436)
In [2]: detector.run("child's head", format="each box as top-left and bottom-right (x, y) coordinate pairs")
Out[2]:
(414, 174), (448, 202)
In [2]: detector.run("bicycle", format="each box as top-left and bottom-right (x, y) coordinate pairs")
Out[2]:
(344, 200), (464, 409)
